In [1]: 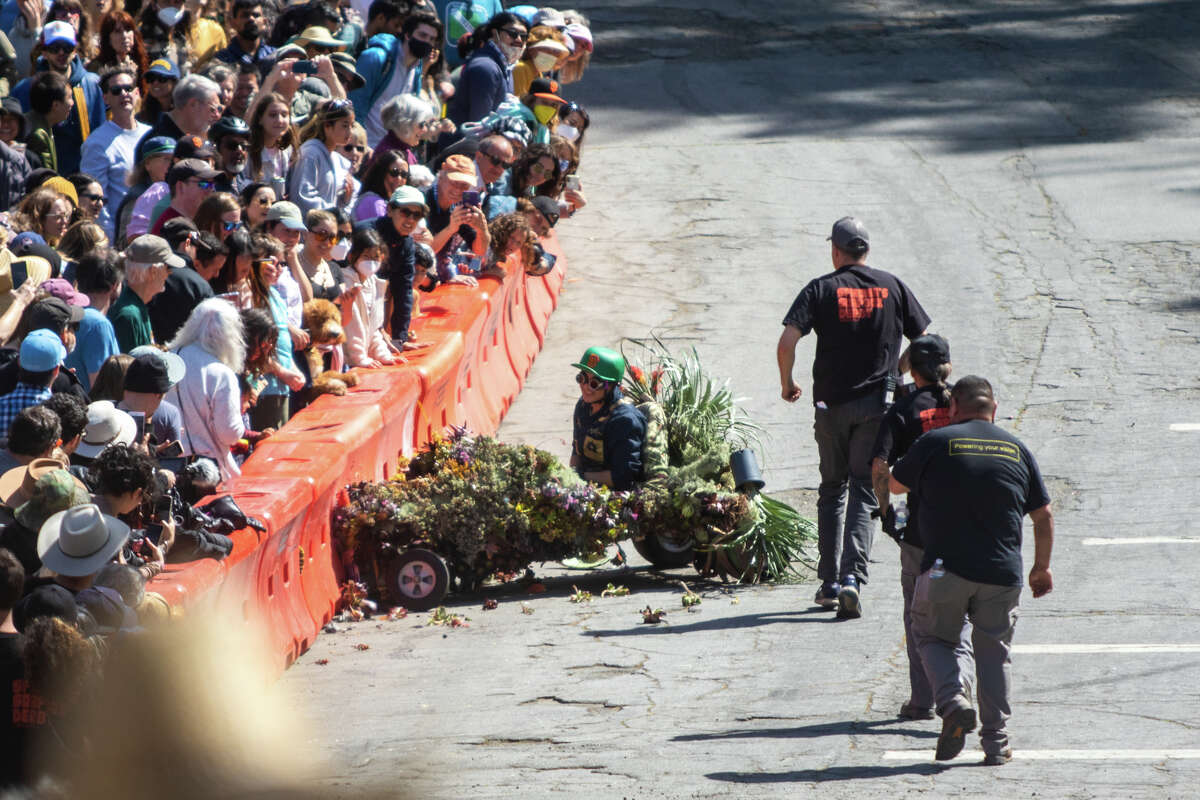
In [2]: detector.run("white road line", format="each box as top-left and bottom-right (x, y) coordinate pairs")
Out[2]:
(1169, 423), (1200, 431)
(1013, 644), (1200, 654)
(883, 749), (1200, 762)
(1082, 536), (1200, 545)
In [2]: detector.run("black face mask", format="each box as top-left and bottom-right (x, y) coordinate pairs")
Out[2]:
(407, 38), (433, 60)
(240, 22), (261, 39)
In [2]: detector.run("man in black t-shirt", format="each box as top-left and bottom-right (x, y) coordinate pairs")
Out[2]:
(778, 217), (930, 619)
(0, 547), (39, 788)
(890, 375), (1054, 765)
(869, 334), (972, 723)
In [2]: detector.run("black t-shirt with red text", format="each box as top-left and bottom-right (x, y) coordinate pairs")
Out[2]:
(782, 264), (930, 405)
(0, 632), (47, 787)
(892, 419), (1051, 586)
(871, 384), (952, 548)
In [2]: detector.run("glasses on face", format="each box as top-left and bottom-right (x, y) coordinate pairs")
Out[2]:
(479, 150), (513, 169)
(387, 167), (408, 178)
(192, 179), (216, 191)
(45, 211), (70, 222)
(146, 74), (173, 84)
(45, 44), (75, 55)
(529, 161), (551, 176)
(81, 193), (105, 205)
(255, 196), (272, 206)
(575, 371), (605, 390)
(222, 139), (248, 151)
(253, 258), (278, 269)
(222, 220), (241, 232)
(107, 83), (136, 95)
(309, 229), (337, 243)
(391, 206), (422, 219)
(500, 27), (527, 42)
(343, 144), (365, 153)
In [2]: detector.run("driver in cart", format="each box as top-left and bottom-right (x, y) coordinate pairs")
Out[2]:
(569, 346), (647, 491)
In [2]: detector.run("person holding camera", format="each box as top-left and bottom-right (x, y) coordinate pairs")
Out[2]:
(424, 154), (491, 286)
(776, 217), (930, 619)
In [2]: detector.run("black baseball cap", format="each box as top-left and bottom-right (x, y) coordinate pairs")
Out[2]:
(28, 297), (84, 332)
(909, 334), (950, 367)
(828, 216), (869, 253)
(531, 196), (560, 228)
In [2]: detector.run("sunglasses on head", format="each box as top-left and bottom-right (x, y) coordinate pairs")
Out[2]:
(576, 371), (606, 390)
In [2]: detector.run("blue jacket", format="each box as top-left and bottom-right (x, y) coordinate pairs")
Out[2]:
(446, 41), (510, 127)
(350, 33), (423, 117)
(12, 56), (105, 177)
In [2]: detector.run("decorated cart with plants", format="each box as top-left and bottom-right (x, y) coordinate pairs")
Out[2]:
(331, 342), (816, 610)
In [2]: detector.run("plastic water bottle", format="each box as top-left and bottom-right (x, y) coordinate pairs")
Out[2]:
(930, 558), (946, 579)
(894, 500), (909, 529)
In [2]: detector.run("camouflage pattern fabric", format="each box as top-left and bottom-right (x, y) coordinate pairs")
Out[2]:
(636, 400), (669, 485)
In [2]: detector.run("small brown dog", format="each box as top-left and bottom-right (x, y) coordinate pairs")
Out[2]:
(302, 299), (360, 396)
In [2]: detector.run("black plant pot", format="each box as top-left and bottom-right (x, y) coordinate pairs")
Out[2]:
(729, 448), (765, 493)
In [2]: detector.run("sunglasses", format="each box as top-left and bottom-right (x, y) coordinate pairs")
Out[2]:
(107, 83), (136, 95)
(576, 371), (605, 390)
(387, 167), (408, 178)
(253, 258), (278, 268)
(255, 196), (272, 206)
(308, 230), (337, 243)
(479, 150), (513, 169)
(500, 27), (527, 42)
(45, 44), (75, 55)
(391, 206), (423, 219)
(192, 179), (216, 190)
(529, 161), (551, 176)
(343, 144), (365, 153)
(80, 193), (105, 205)
(146, 73), (174, 83)
(222, 139), (248, 151)
(222, 220), (241, 232)
(326, 98), (353, 113)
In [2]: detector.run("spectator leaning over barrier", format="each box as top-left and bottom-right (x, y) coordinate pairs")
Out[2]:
(110, 236), (180, 353)
(0, 298), (87, 403)
(342, 227), (401, 368)
(166, 299), (246, 481)
(66, 251), (123, 395)
(262, 201), (311, 328)
(149, 158), (220, 237)
(246, 234), (306, 431)
(523, 195), (560, 239)
(73, 401), (138, 466)
(118, 348), (186, 456)
(79, 66), (150, 241)
(0, 332), (69, 440)
(297, 209), (349, 303)
(88, 445), (173, 560)
(371, 186), (426, 349)
(0, 407), (61, 477)
(0, 468), (90, 577)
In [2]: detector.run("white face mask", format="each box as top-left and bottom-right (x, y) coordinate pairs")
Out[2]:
(330, 239), (350, 260)
(557, 123), (578, 141)
(496, 41), (524, 64)
(157, 5), (184, 27)
(356, 258), (380, 277)
(532, 52), (558, 72)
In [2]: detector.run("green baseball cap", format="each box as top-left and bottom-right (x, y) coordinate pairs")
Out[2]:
(14, 468), (90, 532)
(571, 346), (625, 383)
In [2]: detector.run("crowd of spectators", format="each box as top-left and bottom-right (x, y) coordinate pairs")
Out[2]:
(0, 0), (594, 787)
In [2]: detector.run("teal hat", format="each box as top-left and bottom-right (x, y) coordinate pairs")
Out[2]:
(388, 186), (428, 209)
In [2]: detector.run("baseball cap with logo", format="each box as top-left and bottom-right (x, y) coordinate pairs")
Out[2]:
(42, 20), (77, 47)
(125, 234), (186, 268)
(174, 135), (216, 161)
(146, 57), (180, 79)
(265, 201), (306, 230)
(19, 329), (67, 371)
(827, 216), (870, 253)
(139, 136), (177, 162)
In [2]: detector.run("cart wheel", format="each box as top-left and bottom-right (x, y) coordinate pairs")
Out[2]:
(632, 534), (695, 569)
(387, 548), (450, 611)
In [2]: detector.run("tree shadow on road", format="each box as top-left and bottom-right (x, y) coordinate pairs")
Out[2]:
(673, 717), (938, 743)
(706, 763), (949, 784)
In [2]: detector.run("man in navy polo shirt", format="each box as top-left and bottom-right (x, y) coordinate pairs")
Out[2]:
(777, 217), (930, 619)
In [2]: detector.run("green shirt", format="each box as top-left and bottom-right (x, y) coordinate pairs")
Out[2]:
(108, 285), (153, 353)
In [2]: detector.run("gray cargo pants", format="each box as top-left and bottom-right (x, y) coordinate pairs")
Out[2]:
(900, 543), (974, 711)
(813, 392), (882, 583)
(911, 567), (1021, 757)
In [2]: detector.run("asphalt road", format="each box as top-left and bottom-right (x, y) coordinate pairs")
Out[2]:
(277, 1), (1200, 796)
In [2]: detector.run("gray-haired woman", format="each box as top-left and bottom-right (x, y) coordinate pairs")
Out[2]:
(362, 94), (436, 174)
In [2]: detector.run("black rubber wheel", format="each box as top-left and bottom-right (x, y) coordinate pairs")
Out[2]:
(632, 533), (695, 569)
(386, 548), (451, 611)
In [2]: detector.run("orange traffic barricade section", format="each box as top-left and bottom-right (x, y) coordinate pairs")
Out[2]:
(340, 367), (423, 478)
(413, 282), (497, 434)
(504, 270), (542, 391)
(401, 328), (466, 447)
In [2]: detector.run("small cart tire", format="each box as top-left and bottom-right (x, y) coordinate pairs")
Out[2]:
(387, 548), (451, 611)
(632, 534), (695, 569)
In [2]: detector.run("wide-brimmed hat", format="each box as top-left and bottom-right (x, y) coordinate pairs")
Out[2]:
(14, 467), (90, 532)
(330, 52), (365, 90)
(75, 401), (138, 459)
(0, 458), (75, 508)
(0, 97), (29, 140)
(292, 25), (344, 50)
(37, 504), (131, 578)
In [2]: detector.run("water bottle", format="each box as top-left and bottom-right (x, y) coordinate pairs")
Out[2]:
(894, 500), (909, 530)
(930, 558), (946, 579)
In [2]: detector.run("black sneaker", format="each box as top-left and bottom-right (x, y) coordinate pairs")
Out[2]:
(982, 748), (1012, 766)
(935, 706), (977, 761)
(836, 574), (861, 619)
(813, 581), (839, 608)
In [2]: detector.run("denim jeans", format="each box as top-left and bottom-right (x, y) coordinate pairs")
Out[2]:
(812, 392), (883, 583)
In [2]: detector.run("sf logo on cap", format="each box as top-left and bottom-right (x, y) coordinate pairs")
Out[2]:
(587, 354), (599, 368)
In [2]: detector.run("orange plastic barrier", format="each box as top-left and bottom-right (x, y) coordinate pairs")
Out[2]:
(148, 240), (570, 674)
